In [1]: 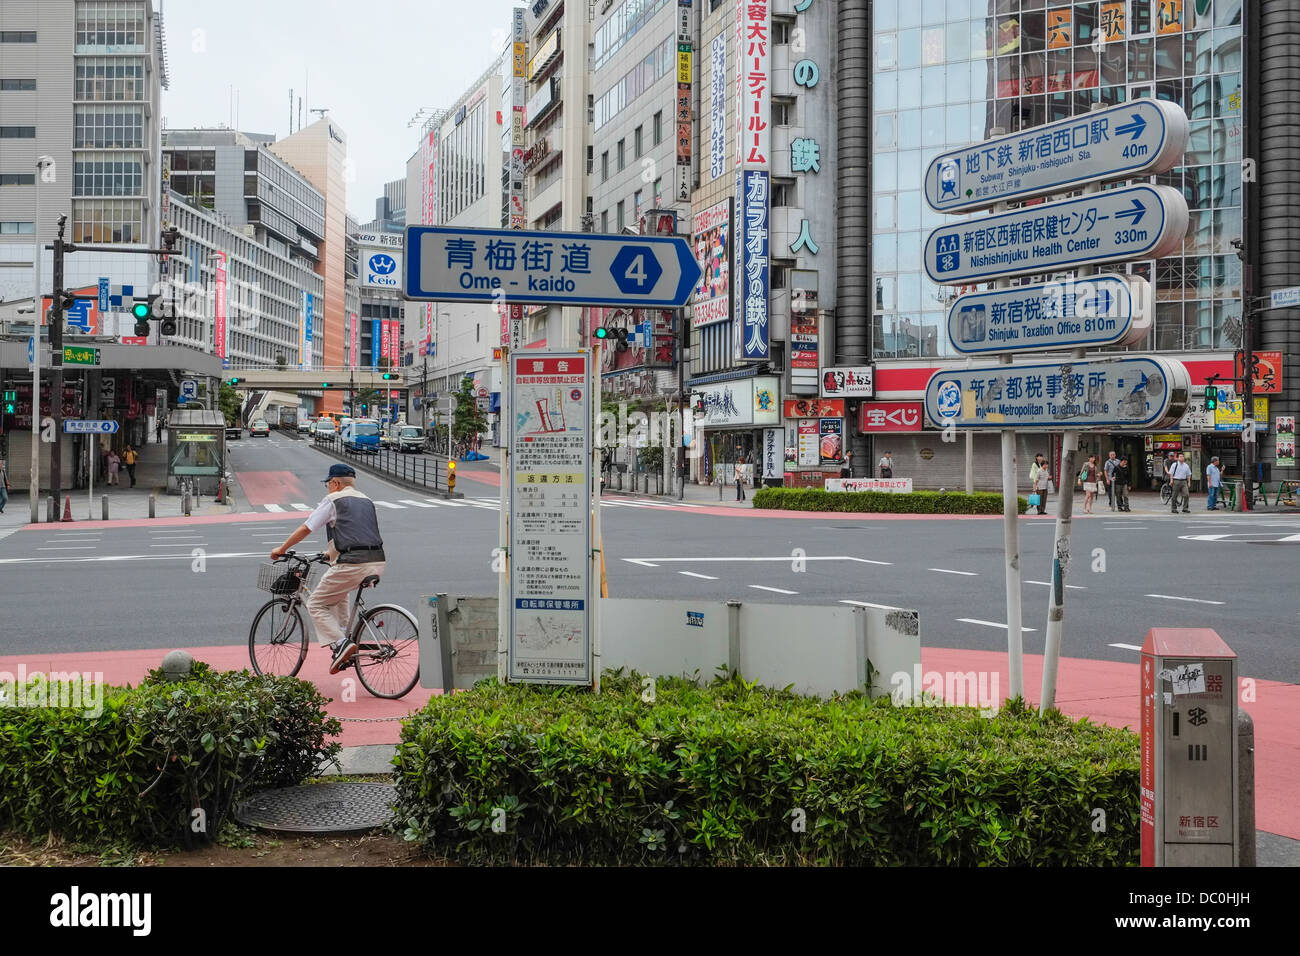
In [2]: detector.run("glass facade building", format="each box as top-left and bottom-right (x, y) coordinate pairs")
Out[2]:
(871, 0), (1245, 361)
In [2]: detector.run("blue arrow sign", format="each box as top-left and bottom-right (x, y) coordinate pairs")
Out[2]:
(403, 226), (702, 308)
(924, 99), (1190, 213)
(63, 419), (119, 435)
(98, 277), (109, 313)
(924, 357), (1191, 430)
(923, 184), (1188, 285)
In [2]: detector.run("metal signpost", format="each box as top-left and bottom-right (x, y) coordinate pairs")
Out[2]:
(924, 100), (1192, 708)
(403, 225), (701, 308)
(923, 184), (1189, 285)
(506, 353), (592, 686)
(924, 99), (1190, 213)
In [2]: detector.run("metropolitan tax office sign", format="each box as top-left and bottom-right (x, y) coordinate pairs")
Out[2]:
(925, 356), (1190, 431)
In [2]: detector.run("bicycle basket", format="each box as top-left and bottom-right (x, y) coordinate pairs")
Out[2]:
(256, 561), (323, 594)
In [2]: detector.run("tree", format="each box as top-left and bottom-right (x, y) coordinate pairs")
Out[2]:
(274, 353), (287, 370)
(452, 376), (487, 446)
(218, 380), (242, 427)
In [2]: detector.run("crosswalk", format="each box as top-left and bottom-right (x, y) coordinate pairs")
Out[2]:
(251, 495), (709, 514)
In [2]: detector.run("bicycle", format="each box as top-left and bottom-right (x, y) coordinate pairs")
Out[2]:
(248, 551), (420, 699)
(1159, 478), (1173, 505)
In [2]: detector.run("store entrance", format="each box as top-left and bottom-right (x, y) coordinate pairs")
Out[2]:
(705, 431), (755, 486)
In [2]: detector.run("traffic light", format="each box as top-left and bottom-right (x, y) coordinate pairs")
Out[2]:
(692, 395), (705, 417)
(2, 389), (15, 415)
(131, 293), (165, 336)
(360, 403), (368, 414)
(594, 326), (629, 351)
(227, 376), (242, 386)
(321, 382), (331, 388)
(447, 459), (456, 493)
(1205, 385), (1218, 411)
(381, 371), (393, 380)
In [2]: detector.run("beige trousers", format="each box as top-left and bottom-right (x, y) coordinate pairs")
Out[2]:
(305, 560), (386, 646)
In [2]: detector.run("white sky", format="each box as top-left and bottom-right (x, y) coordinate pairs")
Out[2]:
(160, 0), (523, 222)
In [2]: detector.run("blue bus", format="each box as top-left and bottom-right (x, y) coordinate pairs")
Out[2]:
(340, 418), (381, 454)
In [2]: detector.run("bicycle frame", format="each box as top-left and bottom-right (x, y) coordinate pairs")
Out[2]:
(273, 569), (391, 665)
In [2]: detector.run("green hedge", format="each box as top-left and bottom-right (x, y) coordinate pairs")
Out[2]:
(752, 487), (1029, 514)
(0, 662), (340, 848)
(393, 671), (1138, 866)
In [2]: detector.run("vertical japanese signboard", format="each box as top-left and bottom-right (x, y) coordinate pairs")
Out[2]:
(692, 198), (731, 328)
(214, 253), (227, 362)
(349, 312), (358, 369)
(508, 353), (592, 685)
(372, 319), (382, 368)
(709, 32), (726, 181)
(735, 0), (769, 362)
(677, 42), (693, 203)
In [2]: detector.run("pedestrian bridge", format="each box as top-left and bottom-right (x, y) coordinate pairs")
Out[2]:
(223, 366), (406, 390)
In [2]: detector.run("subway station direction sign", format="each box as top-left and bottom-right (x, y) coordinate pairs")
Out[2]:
(404, 225), (702, 309)
(924, 99), (1190, 213)
(947, 275), (1151, 355)
(924, 356), (1190, 431)
(924, 184), (1188, 285)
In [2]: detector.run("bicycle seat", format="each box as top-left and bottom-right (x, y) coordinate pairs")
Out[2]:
(359, 574), (381, 589)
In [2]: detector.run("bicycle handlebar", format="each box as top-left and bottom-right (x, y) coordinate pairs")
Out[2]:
(276, 550), (330, 565)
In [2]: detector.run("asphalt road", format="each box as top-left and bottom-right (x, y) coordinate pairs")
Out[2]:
(1, 433), (1296, 682)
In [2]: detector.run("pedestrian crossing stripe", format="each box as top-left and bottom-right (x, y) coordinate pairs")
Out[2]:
(257, 497), (706, 513)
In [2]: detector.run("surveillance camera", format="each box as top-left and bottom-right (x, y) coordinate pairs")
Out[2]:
(1230, 237), (1243, 249)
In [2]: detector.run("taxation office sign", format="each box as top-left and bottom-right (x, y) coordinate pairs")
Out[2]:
(924, 356), (1190, 431)
(924, 99), (1189, 213)
(508, 353), (592, 685)
(924, 184), (1188, 285)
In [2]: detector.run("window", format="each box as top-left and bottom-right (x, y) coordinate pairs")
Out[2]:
(773, 19), (794, 44)
(654, 177), (663, 206)
(772, 181), (795, 206)
(616, 200), (625, 230)
(75, 2), (148, 51)
(75, 154), (144, 197)
(617, 139), (625, 171)
(74, 105), (144, 148)
(593, 36), (676, 130)
(0, 32), (37, 43)
(634, 125), (643, 158)
(635, 188), (644, 215)
(0, 78), (36, 91)
(601, 210), (609, 232)
(0, 174), (36, 186)
(72, 198), (143, 243)
(653, 110), (663, 146)
(75, 58), (145, 100)
(0, 127), (36, 138)
(602, 151), (609, 181)
(772, 100), (794, 126)
(0, 222), (35, 234)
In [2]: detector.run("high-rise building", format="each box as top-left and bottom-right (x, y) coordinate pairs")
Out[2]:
(269, 117), (349, 411)
(0, 0), (168, 303)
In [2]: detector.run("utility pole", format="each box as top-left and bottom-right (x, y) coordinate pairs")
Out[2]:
(49, 217), (67, 514)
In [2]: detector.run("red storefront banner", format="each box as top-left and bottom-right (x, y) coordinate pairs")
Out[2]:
(858, 401), (924, 432)
(1236, 349), (1282, 394)
(214, 254), (227, 360)
(380, 321), (391, 367)
(782, 398), (843, 419)
(388, 320), (399, 367)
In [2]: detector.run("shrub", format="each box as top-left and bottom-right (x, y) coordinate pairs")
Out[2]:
(393, 671), (1138, 866)
(752, 487), (1028, 515)
(0, 663), (340, 848)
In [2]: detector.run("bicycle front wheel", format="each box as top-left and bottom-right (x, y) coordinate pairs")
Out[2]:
(249, 598), (308, 677)
(1160, 483), (1172, 504)
(352, 603), (420, 699)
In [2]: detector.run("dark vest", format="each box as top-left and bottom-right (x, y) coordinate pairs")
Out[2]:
(326, 489), (385, 563)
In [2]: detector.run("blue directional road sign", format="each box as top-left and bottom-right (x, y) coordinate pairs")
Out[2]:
(924, 99), (1190, 213)
(180, 379), (198, 401)
(27, 336), (35, 370)
(924, 356), (1190, 430)
(98, 277), (109, 313)
(947, 275), (1151, 356)
(924, 184), (1188, 285)
(403, 226), (702, 308)
(63, 419), (120, 435)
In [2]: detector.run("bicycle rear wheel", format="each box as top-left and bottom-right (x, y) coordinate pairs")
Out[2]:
(352, 603), (420, 699)
(1160, 482), (1172, 504)
(249, 598), (308, 677)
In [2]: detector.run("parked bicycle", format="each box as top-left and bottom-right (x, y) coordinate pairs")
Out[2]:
(248, 551), (420, 699)
(1159, 478), (1173, 506)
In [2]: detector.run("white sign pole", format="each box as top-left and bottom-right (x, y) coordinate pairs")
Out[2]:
(87, 433), (93, 520)
(497, 355), (509, 683)
(590, 338), (603, 694)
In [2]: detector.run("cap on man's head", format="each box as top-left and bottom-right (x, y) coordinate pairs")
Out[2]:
(323, 463), (356, 482)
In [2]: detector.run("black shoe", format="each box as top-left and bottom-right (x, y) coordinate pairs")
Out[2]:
(328, 639), (357, 675)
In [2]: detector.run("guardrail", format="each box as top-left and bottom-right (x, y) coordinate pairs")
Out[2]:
(311, 433), (455, 496)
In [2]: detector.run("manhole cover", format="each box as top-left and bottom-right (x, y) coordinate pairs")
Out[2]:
(235, 782), (397, 834)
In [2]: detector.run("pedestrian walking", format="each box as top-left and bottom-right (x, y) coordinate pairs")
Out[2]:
(1079, 454), (1100, 514)
(735, 458), (747, 501)
(155, 416), (165, 443)
(878, 450), (894, 479)
(1169, 452), (1192, 513)
(1103, 450), (1120, 510)
(123, 445), (138, 487)
(840, 449), (852, 479)
(1029, 453), (1050, 515)
(1113, 458), (1132, 512)
(0, 457), (9, 514)
(1205, 456), (1223, 510)
(106, 449), (121, 486)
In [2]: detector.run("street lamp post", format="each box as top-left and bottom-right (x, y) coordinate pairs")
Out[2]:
(29, 156), (54, 522)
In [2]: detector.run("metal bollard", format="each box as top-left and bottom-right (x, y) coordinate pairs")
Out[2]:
(1238, 710), (1256, 866)
(149, 493), (156, 518)
(48, 495), (57, 522)
(102, 495), (108, 521)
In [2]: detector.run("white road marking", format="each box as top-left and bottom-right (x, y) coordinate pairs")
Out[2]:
(624, 559), (659, 567)
(678, 570), (718, 580)
(1145, 593), (1226, 605)
(1109, 643), (1143, 651)
(957, 618), (1037, 632)
(263, 504), (286, 512)
(840, 599), (902, 610)
(0, 550), (265, 565)
(434, 498), (467, 507)
(398, 499), (438, 508)
(1101, 525), (1148, 530)
(929, 568), (977, 576)
(373, 501), (405, 509)
(44, 537), (101, 542)
(150, 543), (207, 548)
(1025, 580), (1086, 590)
(749, 585), (797, 595)
(620, 555), (892, 565)
(36, 546), (97, 551)
(290, 503), (312, 511)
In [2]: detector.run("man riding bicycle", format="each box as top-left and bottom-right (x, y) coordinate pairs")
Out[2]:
(270, 463), (386, 674)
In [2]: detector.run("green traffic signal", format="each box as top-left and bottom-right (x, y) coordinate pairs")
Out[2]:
(594, 327), (610, 339)
(1205, 385), (1217, 411)
(228, 377), (241, 385)
(382, 372), (393, 380)
(132, 301), (150, 319)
